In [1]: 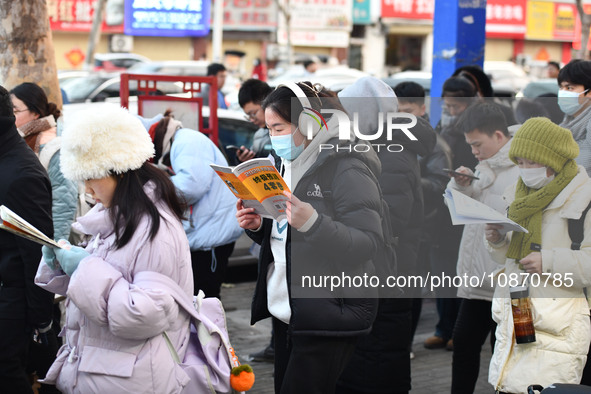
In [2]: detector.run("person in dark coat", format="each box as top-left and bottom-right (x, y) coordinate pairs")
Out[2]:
(236, 82), (384, 394)
(436, 76), (480, 173)
(0, 84), (55, 392)
(395, 81), (460, 352)
(336, 77), (436, 394)
(452, 65), (517, 126)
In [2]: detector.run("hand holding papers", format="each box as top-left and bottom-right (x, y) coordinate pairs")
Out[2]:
(444, 189), (528, 234)
(0, 205), (64, 248)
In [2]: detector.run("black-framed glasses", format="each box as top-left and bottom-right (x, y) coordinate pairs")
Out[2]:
(13, 108), (29, 114)
(243, 107), (261, 121)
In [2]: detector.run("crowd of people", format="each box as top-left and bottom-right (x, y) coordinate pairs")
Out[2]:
(1, 58), (591, 394)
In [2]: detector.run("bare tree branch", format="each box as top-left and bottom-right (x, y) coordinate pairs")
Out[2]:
(576, 0), (591, 60)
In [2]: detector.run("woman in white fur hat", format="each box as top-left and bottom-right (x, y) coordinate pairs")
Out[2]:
(34, 104), (194, 393)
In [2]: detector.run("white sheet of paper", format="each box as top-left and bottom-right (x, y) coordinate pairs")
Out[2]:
(444, 189), (528, 233)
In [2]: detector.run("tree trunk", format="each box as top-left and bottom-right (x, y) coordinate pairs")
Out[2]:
(576, 0), (591, 60)
(85, 0), (107, 70)
(276, 0), (293, 66)
(0, 0), (62, 108)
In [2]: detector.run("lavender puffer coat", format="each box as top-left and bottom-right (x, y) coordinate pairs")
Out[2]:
(35, 185), (193, 394)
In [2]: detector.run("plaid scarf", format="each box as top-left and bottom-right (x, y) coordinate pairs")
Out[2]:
(20, 116), (56, 153)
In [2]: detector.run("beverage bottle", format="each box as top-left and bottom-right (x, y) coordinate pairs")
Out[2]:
(510, 285), (536, 344)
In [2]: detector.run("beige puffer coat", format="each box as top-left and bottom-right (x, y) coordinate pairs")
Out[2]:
(488, 166), (591, 393)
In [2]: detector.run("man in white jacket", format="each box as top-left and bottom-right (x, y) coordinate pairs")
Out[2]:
(445, 102), (520, 394)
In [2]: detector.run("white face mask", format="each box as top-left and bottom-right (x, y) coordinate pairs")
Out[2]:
(519, 167), (554, 189)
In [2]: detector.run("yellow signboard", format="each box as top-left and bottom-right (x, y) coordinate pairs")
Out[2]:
(526, 1), (553, 40)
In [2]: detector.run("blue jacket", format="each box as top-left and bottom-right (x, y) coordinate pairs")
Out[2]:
(39, 137), (78, 242)
(170, 128), (242, 250)
(47, 150), (78, 241)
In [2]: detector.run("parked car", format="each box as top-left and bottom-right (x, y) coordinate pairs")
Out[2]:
(94, 53), (150, 71)
(519, 78), (558, 98)
(60, 72), (185, 103)
(127, 60), (211, 76)
(483, 61), (530, 93)
(127, 60), (242, 100)
(383, 70), (518, 98)
(267, 65), (369, 93)
(58, 70), (91, 85)
(382, 71), (431, 94)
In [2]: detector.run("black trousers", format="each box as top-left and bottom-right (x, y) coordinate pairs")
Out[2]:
(336, 298), (412, 394)
(27, 326), (60, 394)
(0, 318), (33, 394)
(273, 318), (357, 394)
(190, 242), (235, 298)
(451, 298), (496, 394)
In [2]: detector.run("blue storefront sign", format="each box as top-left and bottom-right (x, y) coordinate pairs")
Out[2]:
(124, 0), (211, 37)
(352, 0), (371, 25)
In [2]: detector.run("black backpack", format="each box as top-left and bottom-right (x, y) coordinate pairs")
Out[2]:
(568, 201), (591, 250)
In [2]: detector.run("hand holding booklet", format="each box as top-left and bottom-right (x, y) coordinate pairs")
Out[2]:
(0, 205), (65, 248)
(211, 158), (290, 221)
(443, 188), (528, 234)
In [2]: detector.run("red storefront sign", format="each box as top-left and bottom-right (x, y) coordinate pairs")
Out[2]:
(48, 0), (124, 33)
(380, 0), (526, 40)
(381, 0), (434, 20)
(486, 0), (526, 39)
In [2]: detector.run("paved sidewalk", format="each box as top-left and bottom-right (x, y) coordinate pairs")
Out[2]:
(221, 281), (495, 393)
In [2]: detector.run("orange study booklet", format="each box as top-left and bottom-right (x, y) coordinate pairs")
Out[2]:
(211, 158), (290, 221)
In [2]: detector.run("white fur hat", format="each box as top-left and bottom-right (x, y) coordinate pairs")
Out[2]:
(60, 104), (155, 181)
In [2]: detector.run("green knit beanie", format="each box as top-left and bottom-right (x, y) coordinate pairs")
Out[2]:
(509, 117), (579, 172)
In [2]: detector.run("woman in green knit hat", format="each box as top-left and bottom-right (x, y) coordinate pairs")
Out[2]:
(485, 117), (591, 393)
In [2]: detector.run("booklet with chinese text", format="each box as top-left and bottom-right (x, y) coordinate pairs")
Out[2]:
(211, 158), (290, 221)
(0, 205), (63, 248)
(444, 188), (528, 234)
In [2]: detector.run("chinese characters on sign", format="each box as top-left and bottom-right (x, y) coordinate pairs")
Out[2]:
(487, 3), (523, 21)
(381, 0), (434, 20)
(48, 0), (124, 32)
(277, 0), (352, 47)
(124, 0), (210, 36)
(526, 1), (576, 41)
(485, 0), (526, 39)
(219, 0), (277, 30)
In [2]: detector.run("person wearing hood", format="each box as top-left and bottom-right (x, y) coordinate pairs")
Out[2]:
(446, 102), (519, 393)
(35, 104), (193, 393)
(485, 118), (591, 393)
(146, 110), (243, 299)
(336, 76), (436, 394)
(0, 85), (54, 393)
(235, 81), (384, 393)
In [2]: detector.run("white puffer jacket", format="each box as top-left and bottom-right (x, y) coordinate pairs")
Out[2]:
(447, 140), (520, 300)
(487, 166), (591, 394)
